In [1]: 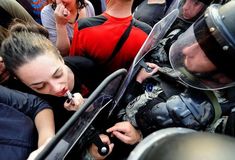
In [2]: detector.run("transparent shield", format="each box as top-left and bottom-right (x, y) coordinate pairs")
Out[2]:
(34, 10), (179, 160)
(108, 9), (179, 117)
(169, 24), (235, 90)
(35, 69), (127, 160)
(164, 0), (181, 16)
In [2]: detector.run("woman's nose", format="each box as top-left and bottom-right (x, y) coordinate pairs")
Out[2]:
(50, 83), (62, 94)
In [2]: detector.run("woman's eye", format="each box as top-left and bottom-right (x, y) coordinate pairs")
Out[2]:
(54, 71), (63, 78)
(34, 85), (45, 90)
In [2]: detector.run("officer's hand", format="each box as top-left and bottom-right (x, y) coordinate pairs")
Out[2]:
(64, 92), (84, 111)
(136, 62), (159, 83)
(106, 121), (142, 145)
(89, 134), (114, 160)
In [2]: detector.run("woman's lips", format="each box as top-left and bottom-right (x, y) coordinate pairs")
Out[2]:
(56, 88), (68, 97)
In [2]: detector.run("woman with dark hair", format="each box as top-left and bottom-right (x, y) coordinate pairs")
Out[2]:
(0, 22), (102, 130)
(41, 0), (95, 56)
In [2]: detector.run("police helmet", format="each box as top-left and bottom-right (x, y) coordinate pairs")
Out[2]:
(169, 1), (235, 90)
(128, 128), (235, 160)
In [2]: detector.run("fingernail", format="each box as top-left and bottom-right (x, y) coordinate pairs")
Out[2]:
(66, 99), (71, 103)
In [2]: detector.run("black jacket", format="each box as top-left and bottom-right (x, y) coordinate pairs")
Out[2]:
(0, 85), (51, 160)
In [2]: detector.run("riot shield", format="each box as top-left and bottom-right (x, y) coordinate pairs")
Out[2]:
(108, 9), (179, 117)
(35, 9), (179, 160)
(35, 69), (127, 160)
(164, 0), (181, 16)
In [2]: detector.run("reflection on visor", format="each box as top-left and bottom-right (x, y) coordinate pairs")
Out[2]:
(178, 67), (235, 90)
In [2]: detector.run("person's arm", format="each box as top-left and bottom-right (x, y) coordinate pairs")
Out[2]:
(54, 3), (71, 56)
(27, 108), (55, 160)
(0, 85), (55, 145)
(0, 86), (55, 159)
(34, 108), (55, 147)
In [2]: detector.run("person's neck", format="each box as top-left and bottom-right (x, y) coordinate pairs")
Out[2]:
(105, 2), (132, 18)
(68, 9), (79, 24)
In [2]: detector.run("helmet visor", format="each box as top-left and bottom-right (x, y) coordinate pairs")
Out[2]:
(169, 24), (235, 90)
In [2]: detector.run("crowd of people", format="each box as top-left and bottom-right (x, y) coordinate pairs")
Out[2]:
(0, 0), (235, 159)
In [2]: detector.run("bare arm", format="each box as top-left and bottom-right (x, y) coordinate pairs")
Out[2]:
(27, 108), (55, 160)
(34, 108), (55, 147)
(54, 3), (71, 56)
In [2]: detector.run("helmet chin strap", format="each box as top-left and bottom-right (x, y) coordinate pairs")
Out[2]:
(193, 70), (219, 79)
(194, 70), (232, 85)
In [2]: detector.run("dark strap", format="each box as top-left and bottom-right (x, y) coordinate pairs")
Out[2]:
(104, 19), (133, 64)
(205, 91), (222, 124)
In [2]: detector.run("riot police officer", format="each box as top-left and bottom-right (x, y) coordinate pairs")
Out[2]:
(86, 1), (235, 159)
(122, 0), (235, 137)
(169, 0), (235, 135)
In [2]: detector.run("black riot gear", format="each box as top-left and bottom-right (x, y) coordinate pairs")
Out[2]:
(123, 1), (235, 139)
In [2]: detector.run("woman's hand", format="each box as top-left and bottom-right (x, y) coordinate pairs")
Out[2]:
(64, 92), (85, 111)
(89, 134), (114, 160)
(136, 62), (159, 83)
(106, 121), (142, 145)
(54, 3), (70, 26)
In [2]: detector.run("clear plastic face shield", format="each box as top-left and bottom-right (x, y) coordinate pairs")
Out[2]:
(169, 17), (235, 90)
(178, 0), (207, 21)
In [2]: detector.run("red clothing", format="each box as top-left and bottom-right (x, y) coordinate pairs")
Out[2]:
(70, 13), (151, 74)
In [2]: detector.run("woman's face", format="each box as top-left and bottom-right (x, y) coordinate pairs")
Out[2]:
(182, 0), (205, 20)
(15, 53), (74, 97)
(182, 42), (216, 73)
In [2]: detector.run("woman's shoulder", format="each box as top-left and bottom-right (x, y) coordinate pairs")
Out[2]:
(41, 4), (54, 16)
(84, 0), (95, 17)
